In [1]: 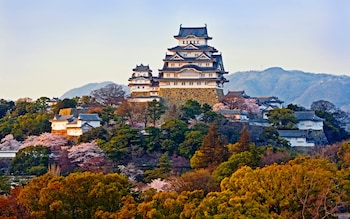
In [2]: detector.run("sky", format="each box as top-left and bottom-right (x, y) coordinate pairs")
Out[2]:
(1, 0), (349, 101)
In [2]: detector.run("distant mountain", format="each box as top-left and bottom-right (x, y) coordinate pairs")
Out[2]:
(60, 81), (130, 99)
(224, 67), (350, 111)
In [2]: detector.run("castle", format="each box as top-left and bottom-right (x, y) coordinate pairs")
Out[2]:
(128, 25), (229, 106)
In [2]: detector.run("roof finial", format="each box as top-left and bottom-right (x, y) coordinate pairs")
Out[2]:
(180, 24), (182, 27)
(205, 23), (207, 27)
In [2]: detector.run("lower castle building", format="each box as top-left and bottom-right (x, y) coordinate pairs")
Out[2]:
(128, 25), (229, 106)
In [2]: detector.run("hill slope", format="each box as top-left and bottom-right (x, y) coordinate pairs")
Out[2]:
(225, 67), (350, 110)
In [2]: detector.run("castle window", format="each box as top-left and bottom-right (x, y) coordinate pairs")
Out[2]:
(189, 82), (193, 85)
(174, 82), (177, 85)
(181, 82), (185, 85)
(206, 63), (210, 66)
(205, 82), (208, 85)
(166, 73), (170, 77)
(209, 73), (213, 77)
(183, 41), (185, 44)
(197, 40), (199, 44)
(166, 82), (170, 85)
(171, 63), (175, 67)
(197, 82), (201, 85)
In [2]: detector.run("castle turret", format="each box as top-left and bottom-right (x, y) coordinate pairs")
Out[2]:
(128, 64), (159, 102)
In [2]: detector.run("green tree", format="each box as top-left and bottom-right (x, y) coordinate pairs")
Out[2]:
(144, 126), (162, 152)
(10, 146), (50, 176)
(0, 99), (14, 118)
(147, 99), (165, 127)
(144, 152), (172, 182)
(179, 130), (204, 158)
(78, 126), (110, 143)
(213, 151), (259, 183)
(258, 126), (290, 148)
(100, 125), (142, 164)
(52, 98), (77, 114)
(180, 99), (202, 121)
(315, 110), (349, 144)
(160, 118), (188, 148)
(267, 108), (298, 129)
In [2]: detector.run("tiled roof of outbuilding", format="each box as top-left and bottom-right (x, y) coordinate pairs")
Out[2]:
(294, 111), (324, 121)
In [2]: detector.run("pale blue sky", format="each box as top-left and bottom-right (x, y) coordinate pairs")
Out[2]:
(1, 0), (349, 100)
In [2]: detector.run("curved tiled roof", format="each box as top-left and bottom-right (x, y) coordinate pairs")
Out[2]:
(168, 45), (217, 52)
(174, 26), (212, 39)
(133, 64), (152, 72)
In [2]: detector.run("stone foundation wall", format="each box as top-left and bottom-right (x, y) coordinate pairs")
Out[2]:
(159, 88), (224, 107)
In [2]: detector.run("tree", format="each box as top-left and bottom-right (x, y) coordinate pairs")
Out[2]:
(315, 110), (349, 143)
(229, 125), (251, 153)
(10, 146), (50, 176)
(180, 99), (202, 121)
(144, 152), (172, 182)
(287, 103), (306, 111)
(18, 172), (133, 219)
(51, 98), (77, 114)
(0, 99), (14, 118)
(90, 83), (125, 107)
(78, 126), (109, 143)
(267, 108), (298, 129)
(169, 169), (218, 194)
(115, 100), (148, 127)
(147, 99), (165, 127)
(190, 122), (228, 169)
(220, 158), (343, 218)
(179, 130), (204, 158)
(161, 118), (188, 145)
(311, 100), (336, 113)
(212, 150), (259, 183)
(258, 126), (290, 148)
(144, 126), (162, 152)
(34, 96), (50, 113)
(100, 125), (142, 164)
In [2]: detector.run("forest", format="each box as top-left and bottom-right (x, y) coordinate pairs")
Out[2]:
(1, 84), (350, 218)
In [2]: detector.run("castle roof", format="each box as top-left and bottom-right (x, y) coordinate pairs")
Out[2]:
(278, 130), (307, 138)
(160, 64), (227, 74)
(225, 90), (250, 98)
(174, 26), (212, 39)
(133, 64), (152, 72)
(294, 111), (324, 122)
(168, 45), (217, 52)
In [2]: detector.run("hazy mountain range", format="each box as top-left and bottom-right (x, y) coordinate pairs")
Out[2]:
(224, 67), (350, 111)
(60, 67), (350, 112)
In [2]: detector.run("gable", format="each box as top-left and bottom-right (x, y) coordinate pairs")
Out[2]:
(184, 44), (199, 50)
(196, 53), (211, 60)
(169, 53), (184, 60)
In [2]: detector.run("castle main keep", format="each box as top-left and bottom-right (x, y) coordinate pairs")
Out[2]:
(128, 25), (229, 106)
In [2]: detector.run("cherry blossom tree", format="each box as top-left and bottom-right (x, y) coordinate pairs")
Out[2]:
(20, 133), (68, 150)
(0, 134), (21, 150)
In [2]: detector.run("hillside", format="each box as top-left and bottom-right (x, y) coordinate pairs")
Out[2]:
(225, 67), (350, 110)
